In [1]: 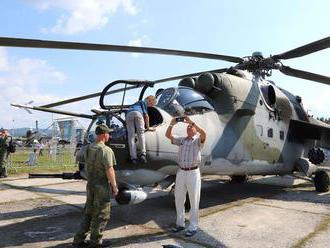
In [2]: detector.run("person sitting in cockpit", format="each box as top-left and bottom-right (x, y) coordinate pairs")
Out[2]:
(126, 95), (156, 164)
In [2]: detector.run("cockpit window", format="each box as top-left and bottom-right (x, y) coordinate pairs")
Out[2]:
(86, 119), (100, 143)
(157, 87), (214, 116)
(85, 116), (126, 143)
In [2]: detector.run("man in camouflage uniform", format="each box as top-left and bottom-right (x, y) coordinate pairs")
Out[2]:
(0, 128), (10, 178)
(73, 124), (119, 247)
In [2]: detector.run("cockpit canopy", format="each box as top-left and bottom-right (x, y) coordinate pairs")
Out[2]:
(157, 87), (214, 116)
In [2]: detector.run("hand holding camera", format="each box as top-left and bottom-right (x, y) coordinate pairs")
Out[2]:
(173, 115), (194, 124)
(170, 117), (177, 126)
(184, 115), (194, 125)
(175, 117), (185, 122)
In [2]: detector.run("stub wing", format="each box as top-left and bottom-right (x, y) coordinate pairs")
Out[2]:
(288, 119), (330, 145)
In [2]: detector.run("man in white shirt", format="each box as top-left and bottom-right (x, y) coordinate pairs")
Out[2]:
(165, 116), (206, 237)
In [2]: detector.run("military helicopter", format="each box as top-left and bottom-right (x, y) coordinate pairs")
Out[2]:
(1, 36), (330, 205)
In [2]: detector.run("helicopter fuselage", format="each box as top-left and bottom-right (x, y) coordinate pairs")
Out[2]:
(81, 72), (330, 186)
(6, 35), (330, 194)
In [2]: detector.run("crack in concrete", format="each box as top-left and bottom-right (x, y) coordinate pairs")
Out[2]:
(0, 181), (85, 203)
(291, 214), (330, 248)
(254, 202), (330, 216)
(1, 179), (82, 189)
(200, 197), (263, 218)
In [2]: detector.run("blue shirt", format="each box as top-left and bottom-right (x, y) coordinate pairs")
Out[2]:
(126, 100), (148, 115)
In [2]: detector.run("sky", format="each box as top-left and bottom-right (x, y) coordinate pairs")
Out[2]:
(0, 0), (329, 130)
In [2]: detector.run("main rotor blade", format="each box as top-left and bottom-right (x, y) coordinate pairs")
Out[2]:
(273, 36), (330, 60)
(11, 104), (94, 119)
(0, 37), (242, 63)
(41, 68), (227, 108)
(280, 66), (330, 85)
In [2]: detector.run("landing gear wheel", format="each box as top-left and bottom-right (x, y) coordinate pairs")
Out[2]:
(313, 170), (329, 192)
(230, 175), (248, 183)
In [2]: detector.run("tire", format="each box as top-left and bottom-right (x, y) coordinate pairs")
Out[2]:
(313, 170), (329, 192)
(230, 175), (248, 183)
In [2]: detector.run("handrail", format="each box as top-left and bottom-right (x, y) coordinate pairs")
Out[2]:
(99, 80), (154, 110)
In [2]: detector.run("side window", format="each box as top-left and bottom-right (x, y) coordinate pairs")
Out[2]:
(279, 131), (285, 140)
(267, 128), (273, 138)
(109, 116), (126, 141)
(87, 121), (97, 143)
(256, 125), (263, 136)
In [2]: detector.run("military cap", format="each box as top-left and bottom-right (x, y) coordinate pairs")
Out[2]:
(95, 124), (113, 135)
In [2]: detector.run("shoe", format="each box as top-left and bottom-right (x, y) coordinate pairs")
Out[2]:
(171, 226), (185, 233)
(162, 245), (183, 248)
(139, 154), (147, 164)
(72, 240), (89, 247)
(88, 240), (112, 248)
(185, 229), (197, 237)
(101, 240), (112, 247)
(130, 158), (137, 165)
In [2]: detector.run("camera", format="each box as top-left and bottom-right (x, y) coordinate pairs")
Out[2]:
(175, 117), (185, 122)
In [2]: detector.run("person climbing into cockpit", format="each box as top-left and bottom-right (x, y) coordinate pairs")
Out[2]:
(126, 95), (156, 164)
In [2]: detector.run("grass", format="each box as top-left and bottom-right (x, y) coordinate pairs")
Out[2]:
(6, 147), (78, 175)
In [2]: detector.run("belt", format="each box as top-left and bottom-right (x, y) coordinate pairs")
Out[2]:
(180, 166), (198, 171)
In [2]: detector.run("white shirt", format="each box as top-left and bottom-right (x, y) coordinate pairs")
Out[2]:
(172, 135), (203, 169)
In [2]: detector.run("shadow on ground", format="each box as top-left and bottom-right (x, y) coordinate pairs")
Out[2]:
(0, 177), (328, 247)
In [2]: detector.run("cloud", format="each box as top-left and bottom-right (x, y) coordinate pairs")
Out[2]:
(29, 0), (138, 34)
(0, 48), (9, 71)
(302, 87), (330, 118)
(128, 35), (150, 57)
(0, 48), (67, 128)
(128, 38), (142, 47)
(0, 47), (141, 130)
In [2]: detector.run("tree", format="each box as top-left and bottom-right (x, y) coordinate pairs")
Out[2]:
(317, 117), (330, 124)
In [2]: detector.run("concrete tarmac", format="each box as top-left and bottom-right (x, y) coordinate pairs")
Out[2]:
(0, 175), (329, 248)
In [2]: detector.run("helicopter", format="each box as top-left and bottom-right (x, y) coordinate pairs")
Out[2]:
(1, 36), (330, 206)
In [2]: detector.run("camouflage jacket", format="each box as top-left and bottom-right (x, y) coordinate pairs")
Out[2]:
(84, 142), (116, 185)
(0, 137), (9, 162)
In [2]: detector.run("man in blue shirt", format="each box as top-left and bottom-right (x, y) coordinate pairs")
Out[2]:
(126, 95), (156, 164)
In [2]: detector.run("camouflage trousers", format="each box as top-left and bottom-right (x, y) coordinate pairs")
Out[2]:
(0, 162), (7, 177)
(0, 152), (7, 177)
(74, 183), (111, 245)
